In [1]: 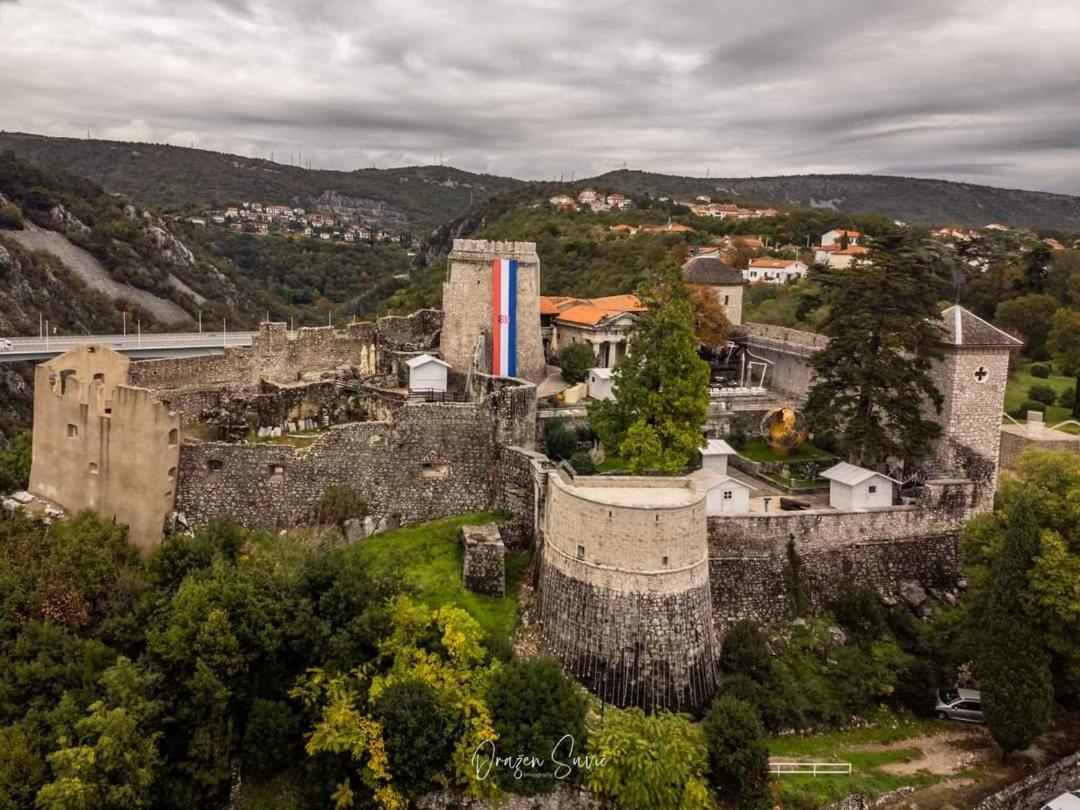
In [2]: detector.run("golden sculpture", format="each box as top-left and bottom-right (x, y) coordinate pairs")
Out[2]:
(760, 407), (808, 456)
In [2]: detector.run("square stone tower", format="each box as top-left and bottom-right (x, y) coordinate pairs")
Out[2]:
(441, 239), (545, 383)
(927, 306), (1022, 508)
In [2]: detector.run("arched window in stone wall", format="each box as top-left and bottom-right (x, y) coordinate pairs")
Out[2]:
(168, 429), (179, 446)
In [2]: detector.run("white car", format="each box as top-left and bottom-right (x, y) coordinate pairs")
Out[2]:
(1042, 790), (1080, 810)
(2, 339), (11, 351)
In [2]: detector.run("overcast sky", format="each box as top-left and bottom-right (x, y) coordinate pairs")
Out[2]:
(2, 0), (1079, 193)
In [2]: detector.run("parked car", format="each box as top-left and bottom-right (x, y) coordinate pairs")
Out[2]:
(2, 339), (12, 352)
(1041, 790), (1080, 810)
(934, 688), (985, 723)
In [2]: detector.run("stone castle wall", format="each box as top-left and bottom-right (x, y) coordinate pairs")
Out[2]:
(441, 240), (546, 383)
(537, 473), (718, 712)
(706, 480), (973, 622)
(129, 310), (442, 391)
(175, 402), (498, 530)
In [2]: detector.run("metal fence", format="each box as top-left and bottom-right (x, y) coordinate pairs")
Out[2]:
(769, 761), (852, 777)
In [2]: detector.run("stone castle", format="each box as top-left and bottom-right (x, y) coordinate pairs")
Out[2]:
(28, 238), (1022, 712)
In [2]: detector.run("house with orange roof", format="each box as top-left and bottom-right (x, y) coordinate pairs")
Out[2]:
(609, 224), (640, 235)
(814, 245), (870, 269)
(745, 258), (809, 284)
(544, 294), (646, 368)
(820, 228), (862, 248)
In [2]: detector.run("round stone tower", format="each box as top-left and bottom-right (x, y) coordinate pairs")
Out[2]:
(441, 239), (545, 383)
(537, 473), (718, 713)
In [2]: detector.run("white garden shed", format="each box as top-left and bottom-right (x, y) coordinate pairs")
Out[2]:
(821, 461), (899, 510)
(406, 354), (450, 394)
(701, 438), (737, 475)
(688, 469), (754, 515)
(588, 367), (616, 401)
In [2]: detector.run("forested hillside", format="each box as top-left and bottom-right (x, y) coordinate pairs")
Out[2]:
(0, 133), (523, 235)
(591, 170), (1080, 231)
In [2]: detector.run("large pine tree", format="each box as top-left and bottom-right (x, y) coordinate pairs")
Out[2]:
(589, 260), (710, 474)
(804, 228), (946, 467)
(977, 495), (1054, 758)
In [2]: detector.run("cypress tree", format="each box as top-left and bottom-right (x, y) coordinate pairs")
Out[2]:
(977, 495), (1054, 758)
(804, 228), (946, 467)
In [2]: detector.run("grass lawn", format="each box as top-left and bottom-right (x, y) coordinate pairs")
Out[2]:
(739, 439), (836, 464)
(1004, 361), (1079, 434)
(766, 715), (959, 808)
(595, 454), (627, 473)
(346, 512), (527, 646)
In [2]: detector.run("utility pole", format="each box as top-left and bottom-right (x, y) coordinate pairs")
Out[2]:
(122, 311), (127, 336)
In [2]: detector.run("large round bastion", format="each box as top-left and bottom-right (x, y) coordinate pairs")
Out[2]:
(537, 472), (718, 712)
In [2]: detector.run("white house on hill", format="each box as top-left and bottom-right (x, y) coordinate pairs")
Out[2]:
(821, 462), (898, 510)
(689, 469), (754, 514)
(406, 354), (450, 394)
(744, 258), (808, 284)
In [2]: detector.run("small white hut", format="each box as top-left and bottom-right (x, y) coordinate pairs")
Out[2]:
(588, 367), (615, 401)
(701, 438), (737, 475)
(688, 468), (754, 515)
(406, 354), (450, 395)
(821, 461), (898, 510)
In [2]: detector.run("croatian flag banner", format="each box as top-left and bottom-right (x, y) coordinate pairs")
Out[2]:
(491, 257), (518, 377)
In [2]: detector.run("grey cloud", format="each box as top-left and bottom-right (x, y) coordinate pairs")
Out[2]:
(0, 0), (1078, 193)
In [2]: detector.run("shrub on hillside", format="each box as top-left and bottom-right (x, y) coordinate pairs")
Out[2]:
(1028, 384), (1057, 405)
(703, 695), (770, 808)
(893, 658), (939, 717)
(1013, 399), (1047, 417)
(719, 620), (772, 682)
(544, 418), (577, 461)
(0, 202), (24, 230)
(557, 343), (597, 385)
(570, 451), (596, 475)
(372, 680), (454, 799)
(315, 484), (369, 529)
(487, 657), (587, 794)
(1029, 363), (1051, 379)
(1058, 387), (1076, 410)
(831, 585), (887, 640)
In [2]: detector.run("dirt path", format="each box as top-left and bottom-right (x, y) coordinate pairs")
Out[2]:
(8, 223), (190, 322)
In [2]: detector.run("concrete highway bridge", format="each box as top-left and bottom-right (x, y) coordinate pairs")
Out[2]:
(0, 331), (269, 363)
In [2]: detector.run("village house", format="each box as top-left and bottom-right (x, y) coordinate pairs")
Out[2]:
(745, 258), (809, 284)
(576, 188), (599, 205)
(541, 294), (646, 368)
(814, 245), (870, 269)
(820, 228), (862, 247)
(549, 194), (576, 209)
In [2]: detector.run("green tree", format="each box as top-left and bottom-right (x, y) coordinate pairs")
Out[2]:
(0, 429), (31, 493)
(719, 621), (772, 682)
(585, 707), (714, 810)
(1047, 308), (1080, 376)
(543, 418), (577, 461)
(702, 695), (769, 808)
(975, 495), (1054, 757)
(372, 681), (454, 800)
(556, 342), (597, 385)
(486, 657), (587, 794)
(589, 260), (710, 474)
(804, 229), (945, 466)
(35, 658), (161, 810)
(241, 699), (298, 777)
(994, 295), (1060, 359)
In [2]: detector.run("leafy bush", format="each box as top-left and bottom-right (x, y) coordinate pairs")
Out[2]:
(372, 680), (454, 799)
(315, 484), (369, 529)
(0, 202), (24, 230)
(487, 657), (587, 794)
(1029, 363), (1050, 378)
(1028, 384), (1057, 405)
(0, 429), (32, 493)
(1058, 387), (1076, 410)
(893, 659), (938, 717)
(1013, 399), (1047, 417)
(569, 451), (596, 475)
(720, 620), (772, 681)
(242, 699), (299, 775)
(831, 585), (887, 640)
(703, 695), (770, 808)
(585, 707), (713, 810)
(544, 418), (577, 461)
(575, 425), (597, 443)
(557, 342), (598, 385)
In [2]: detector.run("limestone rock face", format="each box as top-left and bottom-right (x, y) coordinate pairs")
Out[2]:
(899, 579), (928, 609)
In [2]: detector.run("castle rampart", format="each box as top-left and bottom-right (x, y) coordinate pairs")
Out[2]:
(536, 472), (718, 712)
